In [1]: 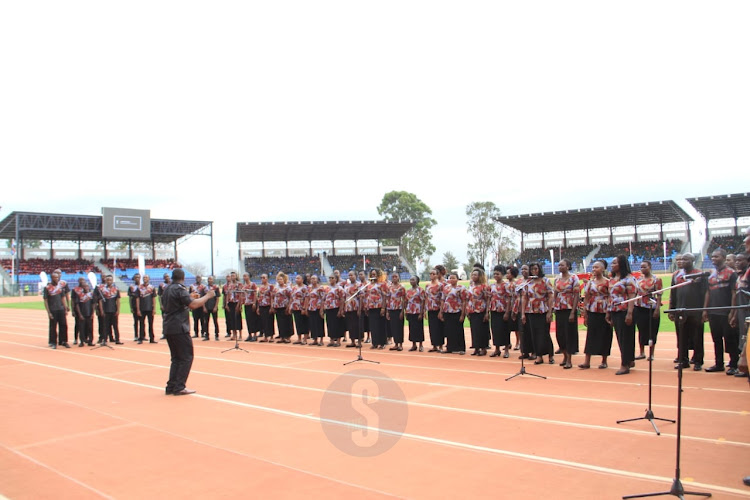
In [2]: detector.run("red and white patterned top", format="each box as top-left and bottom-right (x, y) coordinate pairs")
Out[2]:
(512, 278), (525, 314)
(441, 285), (468, 314)
(387, 283), (406, 310)
(364, 282), (386, 310)
(608, 276), (637, 312)
(405, 286), (424, 315)
(636, 275), (662, 309)
(584, 279), (609, 313)
(466, 284), (490, 314)
(424, 282), (443, 311)
(344, 281), (363, 312)
(323, 284), (344, 310)
(489, 281), (513, 313)
(553, 274), (580, 311)
(306, 286), (324, 311)
(224, 282), (239, 303)
(257, 284), (275, 307)
(241, 282), (257, 306)
(272, 284), (291, 309)
(290, 284), (308, 311)
(523, 278), (553, 314)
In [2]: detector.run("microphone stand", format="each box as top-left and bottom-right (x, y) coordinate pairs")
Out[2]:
(615, 281), (689, 435)
(621, 301), (750, 498)
(344, 282), (379, 366)
(507, 278), (545, 381)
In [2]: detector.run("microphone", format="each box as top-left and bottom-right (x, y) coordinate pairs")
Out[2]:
(528, 276), (541, 279)
(683, 271), (711, 280)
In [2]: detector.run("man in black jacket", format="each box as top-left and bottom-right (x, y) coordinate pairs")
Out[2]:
(162, 269), (215, 395)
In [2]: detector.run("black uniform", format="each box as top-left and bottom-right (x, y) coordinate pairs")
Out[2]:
(162, 282), (195, 394)
(128, 283), (141, 341)
(138, 284), (156, 342)
(74, 287), (95, 345)
(98, 284), (121, 343)
(670, 270), (708, 367)
(43, 282), (68, 346)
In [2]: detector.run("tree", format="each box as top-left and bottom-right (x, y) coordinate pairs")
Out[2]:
(442, 251), (459, 274)
(377, 191), (437, 270)
(466, 201), (501, 269)
(493, 226), (520, 265)
(185, 262), (208, 278)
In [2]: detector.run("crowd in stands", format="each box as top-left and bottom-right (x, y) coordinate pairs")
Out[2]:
(516, 239), (682, 266)
(244, 256), (321, 278)
(328, 254), (407, 274)
(100, 258), (180, 271)
(1, 258), (95, 275)
(707, 235), (744, 254)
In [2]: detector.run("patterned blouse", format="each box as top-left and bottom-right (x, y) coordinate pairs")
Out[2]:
(257, 284), (275, 307)
(241, 282), (257, 306)
(636, 275), (662, 309)
(344, 281), (362, 312)
(272, 284), (291, 309)
(290, 284), (308, 311)
(489, 281), (513, 313)
(512, 278), (525, 314)
(524, 278), (553, 314)
(441, 285), (468, 314)
(584, 279), (609, 313)
(306, 286), (324, 311)
(553, 274), (580, 310)
(424, 282), (443, 312)
(405, 286), (424, 315)
(466, 284), (490, 314)
(387, 283), (406, 310)
(364, 282), (386, 310)
(224, 282), (239, 303)
(323, 284), (344, 310)
(608, 275), (637, 312)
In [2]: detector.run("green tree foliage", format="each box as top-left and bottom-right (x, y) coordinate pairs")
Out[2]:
(377, 191), (436, 270)
(442, 251), (459, 274)
(466, 201), (501, 268)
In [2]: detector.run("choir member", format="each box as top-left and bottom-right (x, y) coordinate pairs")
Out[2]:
(343, 271), (363, 348)
(467, 268), (490, 356)
(257, 274), (276, 342)
(405, 276), (425, 352)
(272, 272), (294, 343)
(607, 255), (637, 375)
(305, 275), (326, 346)
(386, 272), (406, 351)
(439, 272), (467, 355)
(425, 268), (444, 352)
(579, 260), (612, 369)
(241, 272), (260, 342)
(553, 258), (580, 369)
(291, 274), (310, 345)
(489, 265), (513, 358)
(634, 261), (662, 360)
(365, 268), (388, 349)
(521, 262), (554, 364)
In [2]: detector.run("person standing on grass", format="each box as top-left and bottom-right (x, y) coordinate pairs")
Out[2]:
(162, 268), (214, 396)
(43, 271), (70, 349)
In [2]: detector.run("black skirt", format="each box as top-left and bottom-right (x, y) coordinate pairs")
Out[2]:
(469, 312), (490, 350)
(276, 311), (293, 338)
(444, 312), (466, 352)
(308, 310), (324, 339)
(490, 311), (511, 347)
(244, 304), (260, 334)
(407, 313), (424, 342)
(584, 311), (613, 356)
(369, 308), (386, 347)
(292, 309), (309, 335)
(634, 306), (660, 347)
(612, 310), (635, 366)
(388, 309), (405, 343)
(259, 305), (274, 337)
(427, 310), (444, 347)
(325, 308), (341, 339)
(346, 310), (361, 341)
(527, 313), (553, 356)
(555, 309), (578, 353)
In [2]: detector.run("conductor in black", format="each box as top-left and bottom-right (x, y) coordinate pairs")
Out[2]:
(162, 268), (215, 395)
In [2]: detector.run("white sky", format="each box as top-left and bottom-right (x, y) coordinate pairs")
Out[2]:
(1, 1), (749, 273)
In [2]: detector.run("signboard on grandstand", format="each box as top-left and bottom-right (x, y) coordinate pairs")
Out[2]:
(102, 207), (151, 240)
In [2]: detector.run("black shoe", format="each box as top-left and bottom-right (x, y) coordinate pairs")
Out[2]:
(674, 363), (689, 369)
(61, 343), (71, 348)
(726, 368), (738, 376)
(693, 364), (702, 371)
(49, 343), (56, 349)
(115, 341), (124, 345)
(705, 365), (725, 372)
(137, 339), (143, 344)
(149, 340), (157, 344)
(744, 476), (750, 487)
(215, 336), (219, 341)
(202, 337), (210, 341)
(734, 371), (748, 378)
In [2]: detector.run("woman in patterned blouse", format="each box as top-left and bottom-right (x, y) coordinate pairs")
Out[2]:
(467, 268), (491, 356)
(634, 260), (662, 360)
(257, 274), (276, 342)
(554, 258), (580, 369)
(290, 274), (309, 345)
(387, 272), (406, 351)
(304, 275), (325, 346)
(439, 272), (467, 355)
(580, 260), (613, 369)
(365, 268), (388, 349)
(344, 271), (364, 348)
(358, 270), (371, 344)
(323, 275), (345, 347)
(405, 276), (425, 352)
(489, 265), (513, 358)
(521, 262), (555, 364)
(507, 266), (522, 351)
(607, 255), (637, 375)
(241, 272), (260, 342)
(425, 269), (445, 352)
(272, 272), (293, 343)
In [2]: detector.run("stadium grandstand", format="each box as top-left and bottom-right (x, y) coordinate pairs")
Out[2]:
(236, 220), (415, 283)
(687, 192), (750, 267)
(0, 211), (213, 294)
(497, 200), (693, 273)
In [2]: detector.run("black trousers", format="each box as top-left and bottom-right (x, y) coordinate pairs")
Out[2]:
(244, 305), (260, 334)
(206, 309), (220, 336)
(388, 309), (405, 343)
(192, 309), (205, 336)
(165, 333), (194, 394)
(139, 311), (155, 341)
(73, 314), (80, 342)
(708, 315), (740, 368)
(427, 310), (443, 347)
(96, 312), (105, 341)
(308, 310), (324, 339)
(48, 309), (68, 345)
(78, 315), (93, 345)
(346, 311), (361, 341)
(634, 306), (660, 347)
(325, 308), (341, 339)
(369, 309), (386, 347)
(259, 305), (274, 337)
(132, 312), (140, 340)
(103, 312), (120, 342)
(612, 310), (635, 366)
(677, 314), (704, 366)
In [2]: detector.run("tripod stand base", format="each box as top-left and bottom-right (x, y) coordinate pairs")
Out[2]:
(505, 365), (546, 381)
(617, 409), (676, 436)
(343, 356), (380, 366)
(623, 478), (711, 499)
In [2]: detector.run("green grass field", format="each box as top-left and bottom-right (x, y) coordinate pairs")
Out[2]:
(0, 275), (678, 332)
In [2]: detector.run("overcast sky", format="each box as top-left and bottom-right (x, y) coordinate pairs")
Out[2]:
(1, 1), (748, 273)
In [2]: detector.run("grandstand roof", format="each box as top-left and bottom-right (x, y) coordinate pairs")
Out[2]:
(686, 192), (750, 221)
(0, 211), (212, 243)
(236, 220), (416, 242)
(496, 200), (693, 234)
